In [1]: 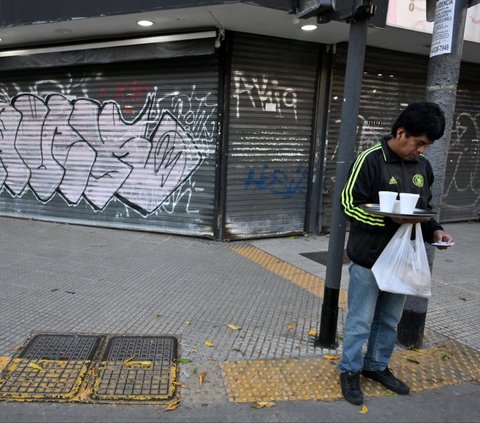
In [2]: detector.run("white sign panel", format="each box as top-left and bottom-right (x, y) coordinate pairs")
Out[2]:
(430, 0), (455, 57)
(387, 0), (480, 44)
(386, 0), (434, 33)
(465, 4), (480, 42)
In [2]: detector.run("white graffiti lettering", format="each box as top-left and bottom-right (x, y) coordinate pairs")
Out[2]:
(232, 71), (297, 119)
(444, 112), (480, 206)
(0, 92), (204, 216)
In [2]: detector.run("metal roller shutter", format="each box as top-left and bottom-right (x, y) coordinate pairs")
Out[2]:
(0, 56), (219, 236)
(322, 44), (480, 230)
(225, 33), (320, 239)
(442, 61), (480, 222)
(322, 44), (428, 231)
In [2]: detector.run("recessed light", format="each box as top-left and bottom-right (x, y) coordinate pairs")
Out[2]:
(137, 20), (154, 27)
(301, 24), (318, 31)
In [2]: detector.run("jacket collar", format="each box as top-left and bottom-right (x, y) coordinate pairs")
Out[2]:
(381, 135), (403, 163)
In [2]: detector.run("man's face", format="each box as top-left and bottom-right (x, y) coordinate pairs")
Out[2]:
(391, 128), (433, 161)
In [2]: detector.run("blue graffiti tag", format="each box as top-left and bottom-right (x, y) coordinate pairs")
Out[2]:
(244, 164), (308, 198)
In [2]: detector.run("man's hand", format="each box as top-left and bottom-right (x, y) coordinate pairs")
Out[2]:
(432, 230), (454, 250)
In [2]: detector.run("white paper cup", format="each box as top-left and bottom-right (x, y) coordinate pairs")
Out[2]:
(399, 193), (420, 214)
(379, 191), (397, 212)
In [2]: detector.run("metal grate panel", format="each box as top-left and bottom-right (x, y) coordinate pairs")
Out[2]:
(18, 334), (101, 361)
(91, 336), (177, 401)
(0, 335), (102, 400)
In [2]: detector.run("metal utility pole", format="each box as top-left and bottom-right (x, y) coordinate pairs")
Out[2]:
(293, 0), (386, 347)
(316, 15), (369, 348)
(397, 0), (469, 348)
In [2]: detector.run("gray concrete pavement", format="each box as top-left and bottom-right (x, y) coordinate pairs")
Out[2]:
(0, 216), (479, 422)
(252, 220), (480, 352)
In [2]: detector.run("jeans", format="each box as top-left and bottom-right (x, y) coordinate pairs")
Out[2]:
(339, 262), (407, 373)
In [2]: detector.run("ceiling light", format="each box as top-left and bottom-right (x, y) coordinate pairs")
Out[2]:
(137, 20), (154, 27)
(301, 24), (317, 31)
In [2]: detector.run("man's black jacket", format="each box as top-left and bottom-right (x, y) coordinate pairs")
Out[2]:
(341, 136), (443, 269)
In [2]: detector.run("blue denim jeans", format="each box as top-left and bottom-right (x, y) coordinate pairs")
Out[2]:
(339, 262), (407, 373)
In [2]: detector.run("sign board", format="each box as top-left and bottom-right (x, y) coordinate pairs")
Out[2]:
(386, 0), (480, 44)
(430, 0), (455, 57)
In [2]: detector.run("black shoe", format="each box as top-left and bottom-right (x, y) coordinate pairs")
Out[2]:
(340, 371), (363, 405)
(362, 367), (410, 395)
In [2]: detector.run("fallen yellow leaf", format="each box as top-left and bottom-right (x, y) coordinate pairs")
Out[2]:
(164, 399), (181, 411)
(360, 404), (368, 414)
(77, 387), (91, 402)
(227, 324), (242, 331)
(287, 323), (297, 330)
(322, 354), (339, 361)
(123, 355), (137, 365)
(173, 382), (187, 388)
(252, 401), (276, 409)
(199, 371), (206, 385)
(28, 362), (43, 371)
(124, 360), (152, 368)
(308, 329), (317, 336)
(205, 340), (214, 347)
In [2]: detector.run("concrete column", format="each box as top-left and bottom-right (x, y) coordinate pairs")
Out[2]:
(397, 0), (469, 348)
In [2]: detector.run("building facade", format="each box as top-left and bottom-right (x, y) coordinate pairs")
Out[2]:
(0, 4), (479, 240)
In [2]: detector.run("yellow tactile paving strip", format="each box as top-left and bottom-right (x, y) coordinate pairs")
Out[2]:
(221, 340), (480, 402)
(231, 245), (348, 308)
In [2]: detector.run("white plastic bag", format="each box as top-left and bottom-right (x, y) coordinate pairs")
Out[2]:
(372, 223), (431, 298)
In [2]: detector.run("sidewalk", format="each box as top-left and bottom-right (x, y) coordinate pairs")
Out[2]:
(251, 220), (480, 351)
(0, 216), (479, 422)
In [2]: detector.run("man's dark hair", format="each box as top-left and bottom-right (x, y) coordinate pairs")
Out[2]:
(391, 101), (445, 141)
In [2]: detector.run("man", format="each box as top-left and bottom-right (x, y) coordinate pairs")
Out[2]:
(339, 102), (454, 405)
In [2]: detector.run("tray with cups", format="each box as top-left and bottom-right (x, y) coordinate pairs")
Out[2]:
(360, 203), (436, 219)
(361, 191), (436, 220)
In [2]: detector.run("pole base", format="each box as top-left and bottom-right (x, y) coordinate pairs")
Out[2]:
(316, 288), (340, 349)
(397, 309), (426, 349)
(314, 337), (339, 349)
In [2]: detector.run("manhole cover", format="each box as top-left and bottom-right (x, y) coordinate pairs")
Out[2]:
(91, 336), (177, 401)
(0, 334), (102, 400)
(300, 250), (350, 266)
